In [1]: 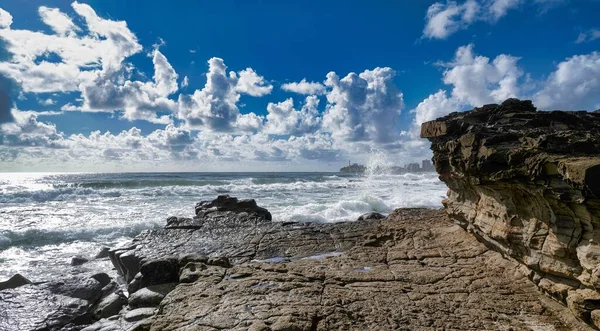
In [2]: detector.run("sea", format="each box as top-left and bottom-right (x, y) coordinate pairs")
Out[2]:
(0, 171), (447, 281)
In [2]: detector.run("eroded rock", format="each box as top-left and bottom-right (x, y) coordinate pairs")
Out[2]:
(422, 98), (600, 326)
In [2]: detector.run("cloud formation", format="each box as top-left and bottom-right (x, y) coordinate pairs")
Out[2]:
(423, 0), (560, 39)
(281, 79), (326, 95)
(576, 28), (600, 44)
(322, 67), (404, 143)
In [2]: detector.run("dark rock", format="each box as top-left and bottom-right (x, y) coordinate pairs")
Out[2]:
(71, 256), (90, 266)
(42, 276), (103, 302)
(95, 247), (111, 259)
(91, 272), (111, 288)
(0, 273), (31, 291)
(195, 195), (272, 221)
(357, 212), (386, 221)
(128, 272), (142, 294)
(139, 258), (179, 288)
(128, 283), (177, 308)
(421, 98), (600, 327)
(94, 292), (127, 319)
(0, 285), (94, 330)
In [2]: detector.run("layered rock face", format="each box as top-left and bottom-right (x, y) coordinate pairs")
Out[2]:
(422, 99), (600, 324)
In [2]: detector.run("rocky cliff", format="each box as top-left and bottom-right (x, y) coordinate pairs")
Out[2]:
(421, 99), (600, 325)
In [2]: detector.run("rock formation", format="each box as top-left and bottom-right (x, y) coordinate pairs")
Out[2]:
(80, 196), (589, 330)
(422, 98), (600, 326)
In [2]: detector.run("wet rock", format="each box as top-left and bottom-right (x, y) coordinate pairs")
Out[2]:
(357, 212), (385, 221)
(0, 273), (30, 291)
(0, 285), (94, 330)
(42, 275), (103, 302)
(195, 194), (272, 221)
(71, 256), (90, 266)
(91, 272), (111, 288)
(139, 258), (178, 287)
(94, 292), (127, 319)
(128, 283), (176, 308)
(95, 247), (111, 259)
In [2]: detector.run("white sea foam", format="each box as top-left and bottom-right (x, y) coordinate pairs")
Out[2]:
(0, 171), (446, 280)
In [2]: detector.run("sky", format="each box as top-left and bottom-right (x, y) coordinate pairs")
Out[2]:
(0, 0), (599, 172)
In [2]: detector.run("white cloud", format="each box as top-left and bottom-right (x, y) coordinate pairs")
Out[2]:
(39, 98), (56, 106)
(38, 6), (80, 36)
(176, 57), (271, 131)
(322, 67), (403, 143)
(0, 110), (66, 148)
(0, 7), (12, 29)
(441, 44), (522, 105)
(0, 2), (142, 93)
(235, 68), (273, 97)
(181, 76), (189, 88)
(412, 90), (463, 128)
(264, 96), (321, 135)
(424, 0), (480, 39)
(77, 48), (177, 124)
(576, 28), (600, 44)
(423, 0), (531, 39)
(534, 52), (600, 110)
(281, 79), (326, 95)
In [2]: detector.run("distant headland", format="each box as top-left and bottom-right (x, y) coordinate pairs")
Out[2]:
(340, 159), (435, 174)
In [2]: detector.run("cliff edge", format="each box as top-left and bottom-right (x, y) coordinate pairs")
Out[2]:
(422, 98), (600, 326)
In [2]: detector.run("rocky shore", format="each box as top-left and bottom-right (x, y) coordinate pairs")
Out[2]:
(1, 99), (599, 330)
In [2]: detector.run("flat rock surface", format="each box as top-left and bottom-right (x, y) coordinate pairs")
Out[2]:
(149, 209), (590, 331)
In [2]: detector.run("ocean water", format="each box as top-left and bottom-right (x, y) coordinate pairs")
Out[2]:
(0, 171), (447, 281)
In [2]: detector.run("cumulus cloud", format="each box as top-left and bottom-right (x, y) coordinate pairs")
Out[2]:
(0, 7), (12, 29)
(576, 28), (600, 44)
(76, 47), (177, 124)
(534, 52), (600, 110)
(0, 110), (66, 148)
(176, 57), (271, 131)
(412, 90), (463, 128)
(235, 68), (272, 97)
(264, 96), (321, 135)
(441, 44), (522, 105)
(322, 67), (404, 143)
(181, 76), (189, 88)
(281, 79), (326, 95)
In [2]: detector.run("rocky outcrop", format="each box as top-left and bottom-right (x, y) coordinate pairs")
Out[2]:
(86, 196), (591, 330)
(422, 98), (600, 325)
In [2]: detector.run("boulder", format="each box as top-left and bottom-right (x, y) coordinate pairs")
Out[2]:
(95, 247), (111, 259)
(195, 195), (272, 221)
(94, 292), (127, 319)
(139, 258), (178, 287)
(71, 256), (90, 266)
(128, 283), (177, 308)
(42, 275), (103, 302)
(0, 273), (31, 291)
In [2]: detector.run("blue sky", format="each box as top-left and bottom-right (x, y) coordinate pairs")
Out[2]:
(0, 0), (599, 171)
